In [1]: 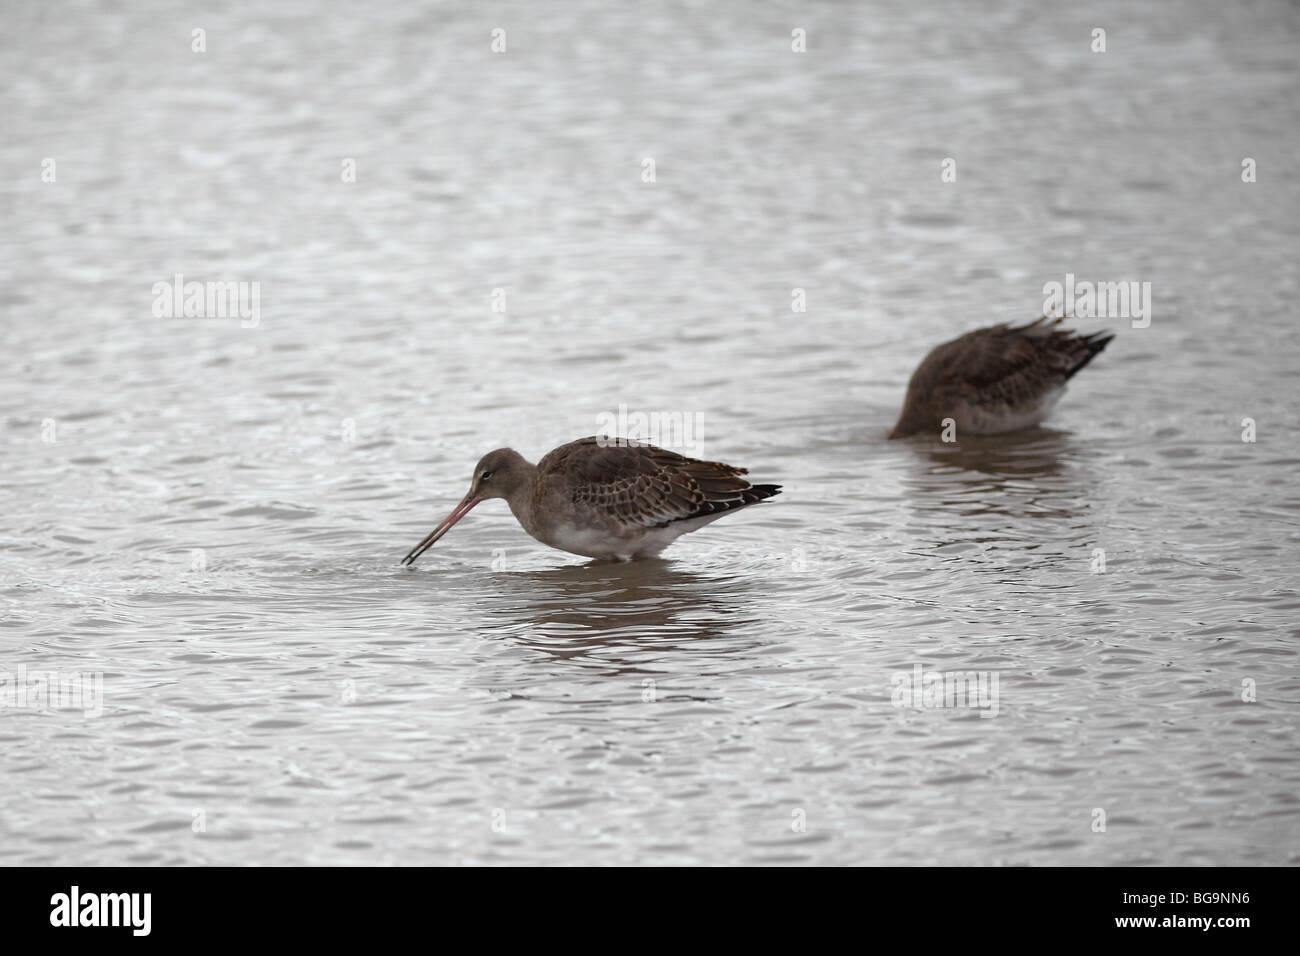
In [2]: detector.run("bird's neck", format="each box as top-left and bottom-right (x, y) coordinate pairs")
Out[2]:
(503, 461), (541, 531)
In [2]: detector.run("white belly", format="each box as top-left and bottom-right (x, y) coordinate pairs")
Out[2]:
(963, 387), (1065, 435)
(543, 514), (726, 561)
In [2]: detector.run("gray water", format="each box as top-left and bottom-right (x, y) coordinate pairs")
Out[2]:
(2, 0), (1298, 866)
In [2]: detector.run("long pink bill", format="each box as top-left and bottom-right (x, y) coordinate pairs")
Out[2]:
(401, 492), (481, 566)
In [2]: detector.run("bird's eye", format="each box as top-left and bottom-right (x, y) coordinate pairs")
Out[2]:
(481, 471), (493, 481)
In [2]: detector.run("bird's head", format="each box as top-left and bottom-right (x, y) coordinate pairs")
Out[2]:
(467, 447), (531, 501)
(401, 447), (532, 566)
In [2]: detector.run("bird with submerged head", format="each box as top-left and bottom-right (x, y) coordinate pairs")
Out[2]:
(889, 315), (1114, 439)
(401, 436), (782, 565)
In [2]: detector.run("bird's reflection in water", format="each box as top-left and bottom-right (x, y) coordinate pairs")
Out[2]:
(914, 426), (1076, 480)
(898, 427), (1102, 545)
(473, 558), (766, 674)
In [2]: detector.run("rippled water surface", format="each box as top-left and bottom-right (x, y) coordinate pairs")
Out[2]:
(3, 1), (1299, 865)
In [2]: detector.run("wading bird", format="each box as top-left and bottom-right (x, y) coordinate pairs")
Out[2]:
(401, 436), (781, 564)
(889, 316), (1113, 438)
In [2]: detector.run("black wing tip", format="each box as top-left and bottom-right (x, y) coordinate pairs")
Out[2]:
(669, 482), (782, 523)
(1065, 330), (1115, 379)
